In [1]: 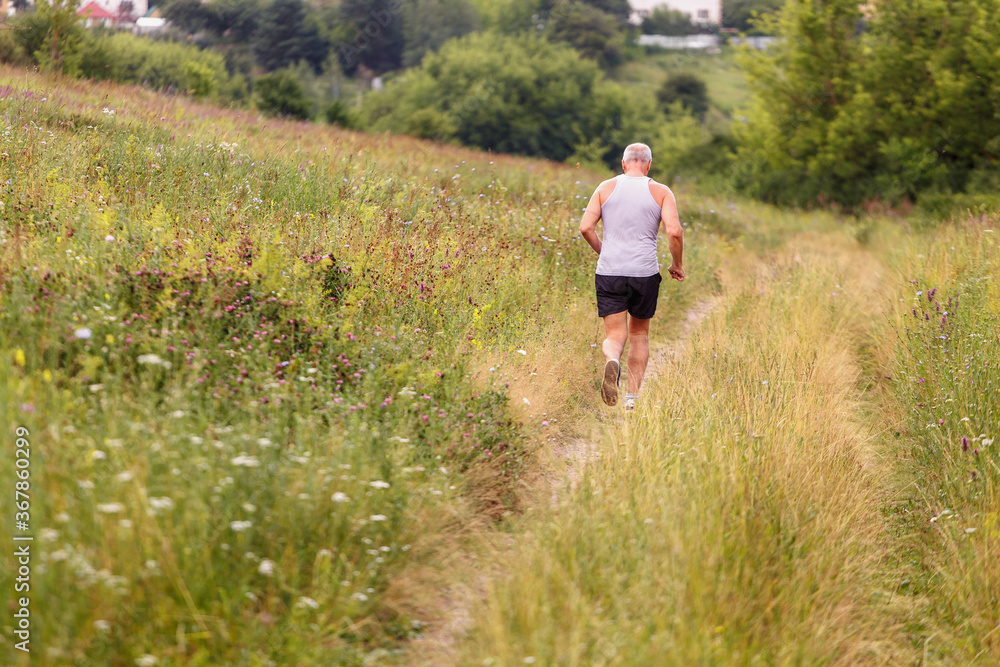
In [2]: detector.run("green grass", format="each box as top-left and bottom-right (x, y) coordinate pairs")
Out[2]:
(614, 47), (751, 119)
(0, 66), (654, 665)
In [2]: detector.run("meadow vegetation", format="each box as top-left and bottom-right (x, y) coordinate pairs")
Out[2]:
(0, 66), (643, 664)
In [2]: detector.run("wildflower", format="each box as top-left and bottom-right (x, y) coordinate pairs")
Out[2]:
(14, 349), (25, 366)
(295, 596), (320, 610)
(137, 354), (166, 366)
(74, 327), (93, 340)
(135, 656), (157, 667)
(928, 288), (937, 301)
(258, 559), (275, 576)
(230, 520), (252, 532)
(96, 503), (125, 514)
(105, 235), (115, 242)
(962, 436), (969, 452)
(242, 502), (256, 513)
(331, 492), (350, 503)
(148, 497), (174, 512)
(94, 620), (111, 632)
(91, 450), (107, 461)
(517, 349), (527, 355)
(369, 514), (388, 522)
(369, 480), (390, 489)
(116, 471), (133, 482)
(231, 454), (261, 467)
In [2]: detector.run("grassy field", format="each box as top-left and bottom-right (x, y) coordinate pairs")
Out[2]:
(2, 67), (999, 667)
(0, 66), (715, 665)
(456, 212), (1000, 665)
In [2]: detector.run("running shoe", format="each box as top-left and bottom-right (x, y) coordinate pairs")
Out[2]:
(601, 359), (620, 406)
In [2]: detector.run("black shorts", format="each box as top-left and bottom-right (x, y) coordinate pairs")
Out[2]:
(595, 273), (662, 319)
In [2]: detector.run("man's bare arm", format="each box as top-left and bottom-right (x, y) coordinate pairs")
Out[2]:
(660, 188), (684, 281)
(579, 186), (604, 256)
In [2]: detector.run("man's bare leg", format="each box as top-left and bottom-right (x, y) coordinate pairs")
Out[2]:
(601, 312), (628, 405)
(602, 311), (628, 362)
(626, 316), (651, 395)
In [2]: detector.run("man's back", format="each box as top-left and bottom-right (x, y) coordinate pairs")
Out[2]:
(595, 175), (663, 277)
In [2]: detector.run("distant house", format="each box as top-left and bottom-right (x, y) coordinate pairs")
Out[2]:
(629, 0), (724, 27)
(77, 2), (116, 28)
(5, 1), (150, 18)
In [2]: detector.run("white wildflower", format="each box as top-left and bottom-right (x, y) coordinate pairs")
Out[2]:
(90, 450), (107, 461)
(242, 502), (256, 513)
(257, 437), (273, 447)
(78, 480), (95, 490)
(119, 519), (132, 529)
(397, 386), (416, 398)
(106, 439), (124, 448)
(352, 592), (368, 601)
(229, 520), (252, 532)
(105, 235), (115, 242)
(517, 349), (527, 355)
(94, 620), (111, 632)
(116, 471), (133, 482)
(40, 528), (59, 542)
(295, 596), (320, 610)
(74, 327), (93, 340)
(96, 503), (125, 514)
(258, 559), (275, 576)
(148, 497), (174, 513)
(369, 480), (390, 489)
(331, 492), (350, 503)
(135, 655), (157, 667)
(369, 514), (387, 522)
(231, 454), (261, 467)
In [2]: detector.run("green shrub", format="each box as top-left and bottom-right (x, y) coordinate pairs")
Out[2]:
(658, 72), (709, 118)
(254, 69), (313, 119)
(364, 32), (656, 166)
(322, 99), (357, 128)
(77, 32), (229, 100)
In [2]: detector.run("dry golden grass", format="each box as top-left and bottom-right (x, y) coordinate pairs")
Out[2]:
(454, 223), (921, 665)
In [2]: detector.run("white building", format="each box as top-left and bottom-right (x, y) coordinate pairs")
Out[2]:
(629, 0), (724, 27)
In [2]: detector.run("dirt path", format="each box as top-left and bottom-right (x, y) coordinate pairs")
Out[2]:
(409, 298), (719, 664)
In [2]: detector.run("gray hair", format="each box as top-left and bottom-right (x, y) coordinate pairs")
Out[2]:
(623, 143), (652, 165)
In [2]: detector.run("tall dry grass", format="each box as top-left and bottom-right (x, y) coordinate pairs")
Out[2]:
(458, 229), (918, 665)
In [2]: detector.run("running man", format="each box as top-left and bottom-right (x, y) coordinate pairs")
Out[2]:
(579, 143), (684, 409)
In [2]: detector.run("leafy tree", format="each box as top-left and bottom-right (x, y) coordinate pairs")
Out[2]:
(254, 0), (328, 74)
(723, 0), (783, 34)
(641, 7), (697, 35)
(468, 0), (545, 33)
(657, 72), (708, 117)
(579, 0), (629, 22)
(734, 0), (869, 206)
(401, 0), (479, 68)
(163, 0), (216, 35)
(334, 0), (405, 74)
(363, 32), (655, 164)
(546, 1), (625, 69)
(255, 68), (313, 119)
(208, 0), (262, 42)
(33, 0), (85, 75)
(736, 0), (1000, 209)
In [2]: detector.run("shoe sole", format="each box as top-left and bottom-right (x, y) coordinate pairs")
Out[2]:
(601, 360), (619, 406)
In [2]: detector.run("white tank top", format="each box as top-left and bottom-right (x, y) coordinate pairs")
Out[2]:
(595, 175), (662, 277)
